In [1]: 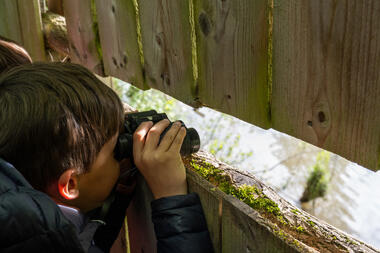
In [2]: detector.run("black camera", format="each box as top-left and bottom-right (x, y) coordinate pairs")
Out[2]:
(114, 110), (200, 161)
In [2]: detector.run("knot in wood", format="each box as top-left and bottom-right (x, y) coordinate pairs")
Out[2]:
(199, 12), (211, 36)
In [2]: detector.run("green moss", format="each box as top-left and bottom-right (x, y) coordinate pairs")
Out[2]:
(188, 0), (199, 98)
(277, 215), (288, 226)
(344, 236), (358, 245)
(291, 209), (299, 215)
(267, 0), (273, 121)
(131, 0), (144, 67)
(272, 227), (288, 241)
(296, 226), (305, 233)
(307, 220), (315, 227)
(90, 0), (102, 60)
(292, 239), (300, 248)
(190, 160), (282, 218)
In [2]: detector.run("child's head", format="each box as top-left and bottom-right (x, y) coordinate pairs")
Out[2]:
(0, 62), (125, 211)
(0, 36), (32, 73)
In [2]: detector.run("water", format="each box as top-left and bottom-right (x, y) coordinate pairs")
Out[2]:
(118, 81), (380, 249)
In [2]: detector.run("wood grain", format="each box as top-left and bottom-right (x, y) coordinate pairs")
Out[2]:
(0, 0), (45, 61)
(187, 168), (222, 253)
(272, 0), (380, 171)
(185, 151), (379, 252)
(63, 0), (103, 75)
(138, 0), (195, 104)
(126, 176), (157, 253)
(95, 0), (145, 90)
(17, 0), (46, 62)
(194, 0), (270, 129)
(221, 196), (298, 253)
(0, 0), (22, 44)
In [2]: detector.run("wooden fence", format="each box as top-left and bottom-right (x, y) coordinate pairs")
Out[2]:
(67, 0), (380, 171)
(1, 0), (379, 171)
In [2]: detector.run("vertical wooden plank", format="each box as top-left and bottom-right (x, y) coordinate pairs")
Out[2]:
(186, 168), (221, 253)
(138, 0), (196, 104)
(221, 197), (297, 253)
(94, 0), (145, 90)
(0, 0), (22, 44)
(63, 0), (103, 75)
(126, 176), (157, 253)
(272, 0), (380, 171)
(194, 0), (270, 129)
(17, 0), (46, 61)
(110, 221), (129, 253)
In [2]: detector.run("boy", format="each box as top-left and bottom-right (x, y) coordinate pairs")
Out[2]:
(0, 62), (213, 252)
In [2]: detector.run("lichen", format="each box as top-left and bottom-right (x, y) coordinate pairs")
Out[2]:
(90, 0), (103, 60)
(190, 160), (282, 218)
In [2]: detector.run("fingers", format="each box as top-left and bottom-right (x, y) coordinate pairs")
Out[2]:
(168, 126), (186, 153)
(157, 121), (182, 151)
(144, 119), (170, 151)
(133, 121), (153, 161)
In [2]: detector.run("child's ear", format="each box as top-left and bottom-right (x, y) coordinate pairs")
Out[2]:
(58, 169), (79, 200)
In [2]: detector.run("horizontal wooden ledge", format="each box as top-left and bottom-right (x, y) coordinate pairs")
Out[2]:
(183, 151), (379, 253)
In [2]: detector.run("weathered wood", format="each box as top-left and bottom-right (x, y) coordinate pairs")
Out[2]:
(0, 0), (45, 61)
(220, 195), (298, 253)
(94, 0), (145, 90)
(17, 0), (46, 61)
(62, 0), (103, 75)
(138, 0), (196, 104)
(41, 11), (69, 57)
(110, 220), (129, 253)
(0, 0), (22, 44)
(184, 151), (379, 252)
(187, 167), (222, 252)
(47, 0), (64, 16)
(272, 0), (380, 171)
(126, 175), (157, 253)
(194, 0), (270, 129)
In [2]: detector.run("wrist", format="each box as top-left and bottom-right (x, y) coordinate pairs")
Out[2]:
(152, 183), (188, 199)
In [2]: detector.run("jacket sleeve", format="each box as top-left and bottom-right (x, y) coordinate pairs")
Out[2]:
(151, 193), (214, 253)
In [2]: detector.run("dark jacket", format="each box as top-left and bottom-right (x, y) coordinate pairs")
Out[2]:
(0, 159), (214, 252)
(152, 193), (214, 253)
(0, 158), (84, 253)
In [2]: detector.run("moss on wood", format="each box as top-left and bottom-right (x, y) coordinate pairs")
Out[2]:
(190, 160), (284, 220)
(90, 0), (102, 60)
(186, 152), (378, 252)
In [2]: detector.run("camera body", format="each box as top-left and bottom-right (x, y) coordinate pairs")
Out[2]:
(114, 110), (200, 161)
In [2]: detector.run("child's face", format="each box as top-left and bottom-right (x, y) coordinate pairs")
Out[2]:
(75, 134), (121, 212)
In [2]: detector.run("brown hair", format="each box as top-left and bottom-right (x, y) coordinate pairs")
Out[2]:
(0, 36), (32, 73)
(0, 62), (124, 191)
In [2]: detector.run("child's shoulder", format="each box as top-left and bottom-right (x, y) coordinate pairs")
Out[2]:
(0, 159), (83, 251)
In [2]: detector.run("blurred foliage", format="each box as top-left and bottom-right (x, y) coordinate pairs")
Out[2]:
(207, 134), (253, 165)
(300, 151), (331, 203)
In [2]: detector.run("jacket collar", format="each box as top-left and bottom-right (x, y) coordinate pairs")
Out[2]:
(0, 158), (32, 192)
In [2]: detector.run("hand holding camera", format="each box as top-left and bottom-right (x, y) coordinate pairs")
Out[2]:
(114, 110), (200, 199)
